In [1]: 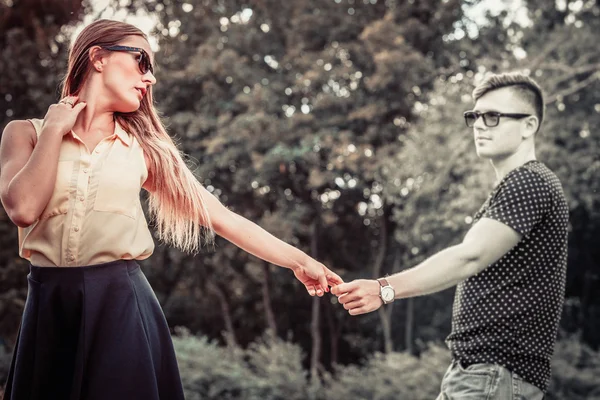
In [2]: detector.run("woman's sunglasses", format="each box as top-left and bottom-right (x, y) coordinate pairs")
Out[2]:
(102, 45), (154, 75)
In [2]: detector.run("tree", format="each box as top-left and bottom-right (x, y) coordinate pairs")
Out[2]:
(119, 0), (474, 369)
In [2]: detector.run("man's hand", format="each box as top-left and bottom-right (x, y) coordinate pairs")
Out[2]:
(331, 279), (383, 315)
(293, 260), (344, 297)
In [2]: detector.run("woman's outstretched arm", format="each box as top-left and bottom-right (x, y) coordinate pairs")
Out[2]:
(197, 184), (344, 296)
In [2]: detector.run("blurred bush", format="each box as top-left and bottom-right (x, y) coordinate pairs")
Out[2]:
(173, 332), (600, 400)
(2, 331), (598, 398)
(321, 343), (450, 400)
(546, 335), (600, 400)
(174, 328), (315, 400)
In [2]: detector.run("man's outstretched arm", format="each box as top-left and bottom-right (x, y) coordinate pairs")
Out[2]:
(331, 218), (521, 315)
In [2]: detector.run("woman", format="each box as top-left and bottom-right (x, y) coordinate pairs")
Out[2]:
(0, 19), (342, 400)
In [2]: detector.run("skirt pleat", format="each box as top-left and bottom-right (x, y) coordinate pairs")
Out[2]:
(4, 260), (185, 400)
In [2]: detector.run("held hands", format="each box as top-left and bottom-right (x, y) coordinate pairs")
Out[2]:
(331, 279), (383, 315)
(293, 259), (344, 297)
(41, 95), (87, 137)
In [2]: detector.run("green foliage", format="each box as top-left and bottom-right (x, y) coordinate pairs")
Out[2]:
(174, 330), (313, 400)
(128, 0), (478, 360)
(175, 333), (600, 399)
(322, 344), (451, 400)
(547, 335), (600, 400)
(174, 330), (252, 399)
(245, 335), (312, 400)
(173, 331), (450, 400)
(2, 0), (600, 392)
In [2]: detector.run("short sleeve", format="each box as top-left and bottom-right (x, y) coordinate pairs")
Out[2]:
(483, 168), (552, 236)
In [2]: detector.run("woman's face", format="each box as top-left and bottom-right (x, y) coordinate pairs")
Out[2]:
(99, 36), (156, 113)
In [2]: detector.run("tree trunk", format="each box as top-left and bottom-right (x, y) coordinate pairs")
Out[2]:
(262, 261), (278, 335)
(372, 209), (388, 278)
(309, 219), (321, 383)
(324, 296), (343, 366)
(310, 296), (321, 382)
(372, 209), (393, 353)
(378, 306), (393, 353)
(161, 252), (188, 310)
(384, 249), (403, 353)
(207, 281), (237, 347)
(387, 249), (413, 354)
(405, 297), (414, 354)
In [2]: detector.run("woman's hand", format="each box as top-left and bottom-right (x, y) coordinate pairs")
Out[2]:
(41, 95), (87, 137)
(292, 260), (344, 297)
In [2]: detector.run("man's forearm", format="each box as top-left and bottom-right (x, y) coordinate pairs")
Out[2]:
(333, 219), (522, 315)
(388, 244), (480, 299)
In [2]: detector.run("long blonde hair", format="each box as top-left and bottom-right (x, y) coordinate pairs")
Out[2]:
(63, 19), (213, 253)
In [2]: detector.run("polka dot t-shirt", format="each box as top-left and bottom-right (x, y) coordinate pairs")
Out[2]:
(446, 160), (569, 393)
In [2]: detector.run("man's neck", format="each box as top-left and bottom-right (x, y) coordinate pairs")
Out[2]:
(490, 149), (537, 183)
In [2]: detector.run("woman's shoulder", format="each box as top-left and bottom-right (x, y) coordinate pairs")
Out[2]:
(3, 118), (40, 130)
(1, 119), (38, 146)
(26, 118), (44, 132)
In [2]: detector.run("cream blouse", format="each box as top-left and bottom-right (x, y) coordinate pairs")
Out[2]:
(17, 118), (155, 267)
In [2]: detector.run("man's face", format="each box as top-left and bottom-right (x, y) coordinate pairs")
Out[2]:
(470, 87), (536, 161)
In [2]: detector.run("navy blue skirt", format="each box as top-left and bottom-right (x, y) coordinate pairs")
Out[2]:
(4, 260), (185, 400)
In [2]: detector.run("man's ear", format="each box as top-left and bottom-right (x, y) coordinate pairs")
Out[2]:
(88, 46), (106, 72)
(523, 115), (539, 137)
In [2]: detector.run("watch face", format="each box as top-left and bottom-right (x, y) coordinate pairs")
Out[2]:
(381, 287), (394, 302)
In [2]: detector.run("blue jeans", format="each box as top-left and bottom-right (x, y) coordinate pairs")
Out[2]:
(436, 360), (544, 400)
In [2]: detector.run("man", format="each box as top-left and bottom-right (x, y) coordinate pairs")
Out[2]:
(332, 72), (568, 399)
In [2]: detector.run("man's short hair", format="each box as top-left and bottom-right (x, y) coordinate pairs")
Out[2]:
(473, 72), (545, 133)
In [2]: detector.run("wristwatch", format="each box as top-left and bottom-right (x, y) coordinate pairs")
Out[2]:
(377, 277), (395, 304)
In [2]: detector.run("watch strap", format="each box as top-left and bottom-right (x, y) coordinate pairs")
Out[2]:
(377, 277), (390, 287)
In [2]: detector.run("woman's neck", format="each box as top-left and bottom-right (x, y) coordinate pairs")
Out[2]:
(71, 84), (115, 136)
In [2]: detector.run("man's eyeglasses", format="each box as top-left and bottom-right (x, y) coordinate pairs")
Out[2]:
(463, 111), (532, 128)
(102, 45), (154, 75)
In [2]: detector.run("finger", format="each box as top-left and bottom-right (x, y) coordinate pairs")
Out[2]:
(59, 96), (77, 105)
(73, 101), (87, 113)
(342, 299), (364, 311)
(311, 282), (325, 297)
(331, 281), (359, 296)
(349, 307), (368, 316)
(337, 292), (361, 305)
(350, 296), (383, 315)
(306, 285), (316, 296)
(318, 271), (329, 294)
(325, 269), (344, 286)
